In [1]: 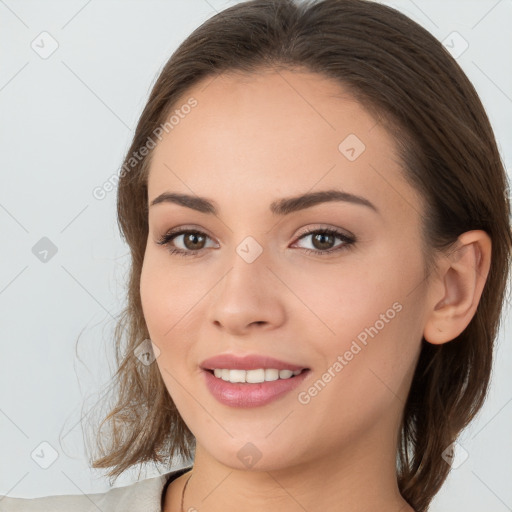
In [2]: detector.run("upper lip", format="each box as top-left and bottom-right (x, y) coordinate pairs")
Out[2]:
(200, 353), (308, 371)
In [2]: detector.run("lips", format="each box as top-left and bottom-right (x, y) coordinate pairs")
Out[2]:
(200, 353), (310, 408)
(200, 353), (307, 371)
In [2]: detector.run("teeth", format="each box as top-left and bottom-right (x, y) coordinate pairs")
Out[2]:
(265, 369), (279, 381)
(211, 368), (303, 383)
(229, 369), (246, 383)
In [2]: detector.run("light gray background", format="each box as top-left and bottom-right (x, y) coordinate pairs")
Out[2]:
(1, 0), (511, 510)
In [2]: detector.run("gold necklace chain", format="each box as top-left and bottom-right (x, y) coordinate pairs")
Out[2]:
(180, 472), (193, 512)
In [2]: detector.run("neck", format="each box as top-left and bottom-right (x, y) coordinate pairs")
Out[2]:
(181, 426), (415, 512)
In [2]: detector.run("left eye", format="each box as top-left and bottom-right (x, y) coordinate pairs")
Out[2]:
(292, 228), (355, 255)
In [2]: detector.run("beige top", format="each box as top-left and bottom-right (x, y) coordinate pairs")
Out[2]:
(0, 467), (191, 512)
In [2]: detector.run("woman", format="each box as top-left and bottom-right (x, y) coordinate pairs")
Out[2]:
(2, 0), (509, 511)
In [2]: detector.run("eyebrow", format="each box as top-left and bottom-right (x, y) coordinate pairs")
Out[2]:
(149, 189), (379, 215)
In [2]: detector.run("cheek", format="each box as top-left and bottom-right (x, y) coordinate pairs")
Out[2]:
(328, 250), (425, 403)
(140, 254), (170, 337)
(277, 252), (400, 351)
(140, 253), (201, 401)
(298, 241), (424, 384)
(140, 250), (206, 340)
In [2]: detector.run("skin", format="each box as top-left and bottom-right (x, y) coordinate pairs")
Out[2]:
(139, 69), (491, 512)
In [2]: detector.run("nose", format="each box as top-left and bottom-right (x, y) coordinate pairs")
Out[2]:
(207, 247), (287, 336)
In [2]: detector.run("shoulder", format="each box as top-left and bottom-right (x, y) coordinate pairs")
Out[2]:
(0, 467), (191, 512)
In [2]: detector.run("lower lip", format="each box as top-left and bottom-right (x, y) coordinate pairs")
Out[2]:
(202, 369), (310, 408)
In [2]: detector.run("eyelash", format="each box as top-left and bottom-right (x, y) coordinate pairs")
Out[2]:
(156, 227), (356, 258)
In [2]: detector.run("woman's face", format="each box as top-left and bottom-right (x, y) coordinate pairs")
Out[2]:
(140, 69), (431, 470)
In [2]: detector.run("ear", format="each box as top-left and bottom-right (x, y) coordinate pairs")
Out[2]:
(423, 230), (492, 345)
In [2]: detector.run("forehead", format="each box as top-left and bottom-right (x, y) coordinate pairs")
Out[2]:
(155, 69), (383, 156)
(147, 69), (421, 219)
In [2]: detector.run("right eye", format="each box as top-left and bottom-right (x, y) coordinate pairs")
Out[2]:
(156, 229), (218, 257)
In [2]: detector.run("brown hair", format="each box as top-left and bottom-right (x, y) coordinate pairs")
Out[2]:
(85, 1), (512, 510)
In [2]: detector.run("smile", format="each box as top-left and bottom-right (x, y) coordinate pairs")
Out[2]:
(202, 368), (310, 407)
(211, 368), (303, 383)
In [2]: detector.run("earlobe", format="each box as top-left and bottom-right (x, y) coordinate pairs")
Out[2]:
(423, 230), (492, 345)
